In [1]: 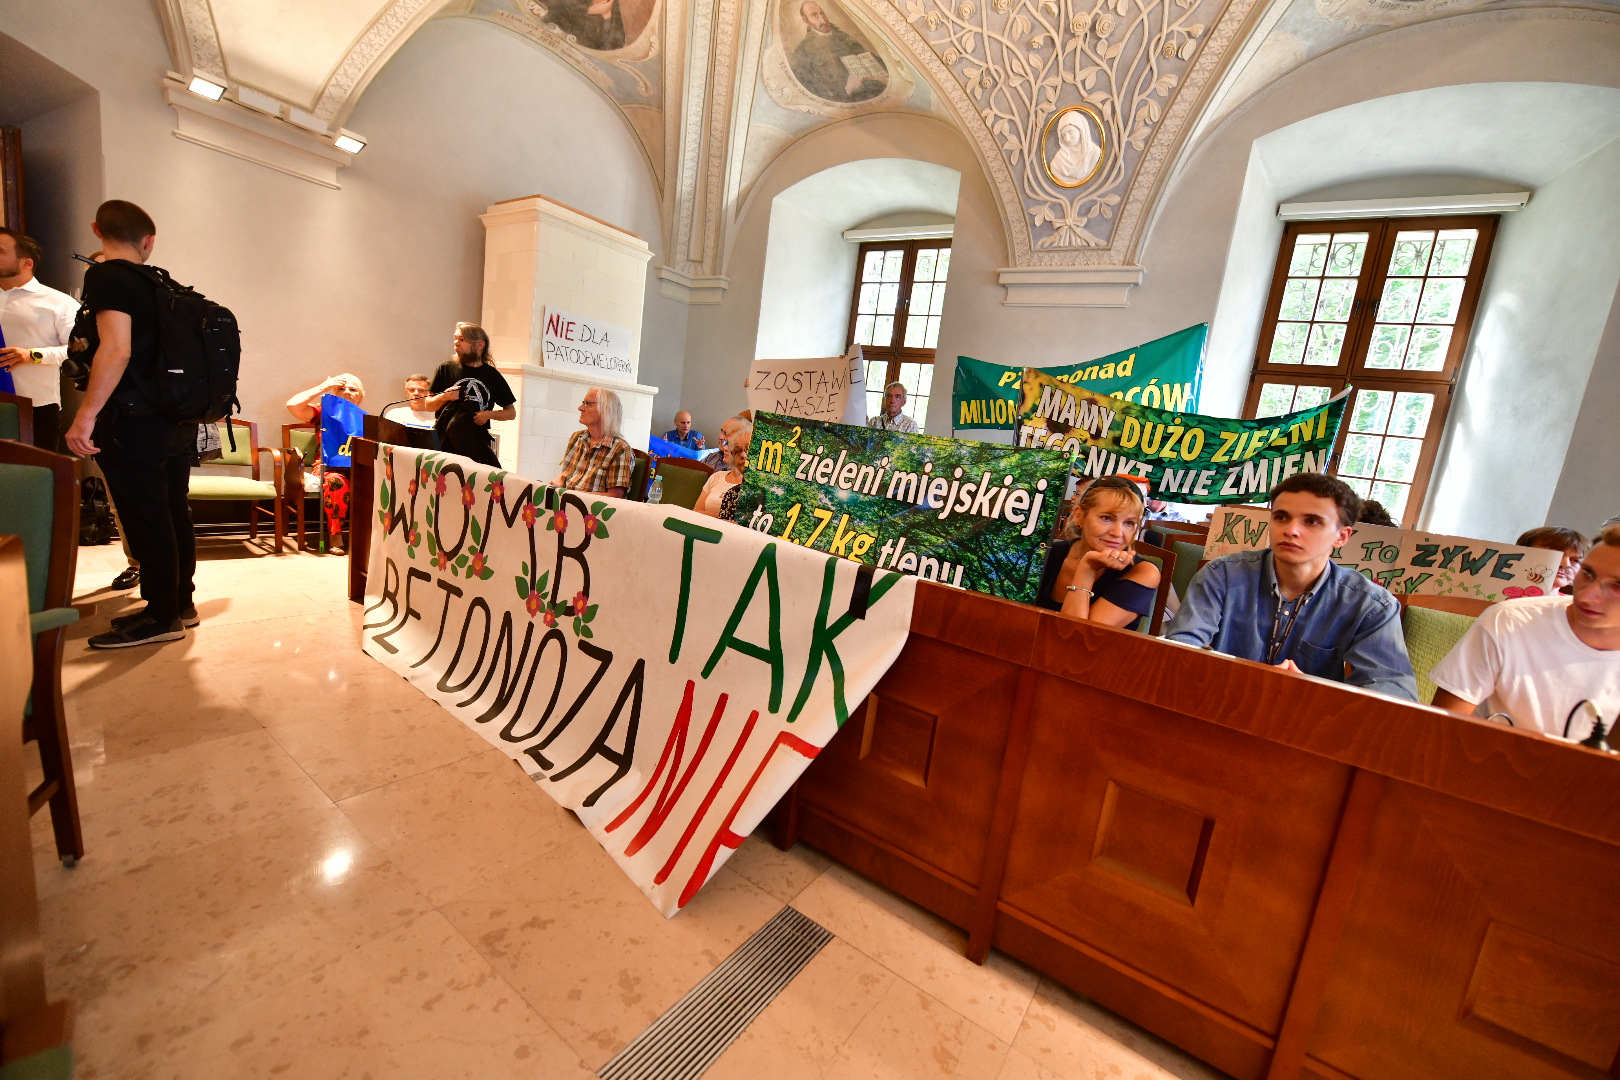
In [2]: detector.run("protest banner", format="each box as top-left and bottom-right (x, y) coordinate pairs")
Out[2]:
(1016, 367), (1349, 505)
(747, 348), (866, 425)
(361, 446), (916, 916)
(1201, 504), (1562, 601)
(319, 392), (368, 467)
(541, 307), (635, 378)
(951, 323), (1206, 431)
(734, 413), (1068, 604)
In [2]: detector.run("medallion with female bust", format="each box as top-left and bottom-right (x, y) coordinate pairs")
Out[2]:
(1041, 105), (1106, 189)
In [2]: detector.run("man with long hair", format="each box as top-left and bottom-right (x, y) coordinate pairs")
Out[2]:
(556, 386), (634, 498)
(425, 323), (515, 468)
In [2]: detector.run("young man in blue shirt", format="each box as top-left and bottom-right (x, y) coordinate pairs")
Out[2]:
(1165, 473), (1418, 700)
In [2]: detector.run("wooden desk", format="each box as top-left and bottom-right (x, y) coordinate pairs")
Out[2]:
(780, 583), (1620, 1080)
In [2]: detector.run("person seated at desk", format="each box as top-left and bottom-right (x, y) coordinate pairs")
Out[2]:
(697, 421), (751, 519)
(1515, 525), (1588, 594)
(1429, 523), (1620, 738)
(556, 386), (634, 499)
(1036, 476), (1161, 628)
(382, 374), (438, 429)
(286, 373), (366, 554)
(702, 415), (747, 470)
(663, 410), (705, 453)
(1165, 473), (1418, 700)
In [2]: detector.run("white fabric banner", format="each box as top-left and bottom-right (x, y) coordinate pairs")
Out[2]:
(747, 348), (867, 425)
(361, 446), (916, 915)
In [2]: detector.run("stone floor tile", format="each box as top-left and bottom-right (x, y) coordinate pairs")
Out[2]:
(723, 831), (835, 904)
(1008, 980), (1228, 1080)
(825, 979), (1012, 1080)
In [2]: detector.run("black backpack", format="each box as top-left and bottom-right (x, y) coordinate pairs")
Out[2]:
(78, 476), (116, 546)
(66, 263), (241, 425)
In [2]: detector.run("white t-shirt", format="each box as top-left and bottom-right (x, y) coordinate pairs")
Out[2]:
(1429, 596), (1620, 740)
(382, 405), (437, 429)
(696, 470), (737, 517)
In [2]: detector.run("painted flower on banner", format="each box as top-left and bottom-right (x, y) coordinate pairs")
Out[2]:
(486, 473), (506, 505)
(514, 562), (551, 618)
(551, 509), (568, 535)
(541, 606), (559, 629)
(1502, 585), (1544, 599)
(433, 550), (451, 571)
(434, 474), (448, 497)
(408, 478), (418, 498)
(586, 500), (617, 539)
(525, 592), (543, 617)
(572, 591), (589, 615)
(470, 551), (489, 577)
(461, 484), (477, 508)
(521, 501), (539, 530)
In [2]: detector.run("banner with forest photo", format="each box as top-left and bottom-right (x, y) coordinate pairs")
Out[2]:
(733, 413), (1069, 605)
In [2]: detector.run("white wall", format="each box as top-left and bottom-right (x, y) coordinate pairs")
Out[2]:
(0, 3), (681, 447)
(1548, 279), (1620, 532)
(754, 157), (959, 362)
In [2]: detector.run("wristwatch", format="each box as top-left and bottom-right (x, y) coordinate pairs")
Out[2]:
(28, 349), (44, 363)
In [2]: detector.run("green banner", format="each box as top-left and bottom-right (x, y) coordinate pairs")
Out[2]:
(951, 323), (1207, 431)
(1015, 368), (1350, 504)
(736, 414), (1069, 604)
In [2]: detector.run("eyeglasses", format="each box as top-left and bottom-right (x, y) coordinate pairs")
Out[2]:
(1573, 565), (1620, 599)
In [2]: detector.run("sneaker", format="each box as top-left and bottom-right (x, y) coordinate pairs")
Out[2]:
(110, 567), (141, 590)
(110, 606), (199, 630)
(88, 617), (186, 649)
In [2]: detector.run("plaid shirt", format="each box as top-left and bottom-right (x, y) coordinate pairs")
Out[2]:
(558, 429), (635, 494)
(867, 411), (920, 433)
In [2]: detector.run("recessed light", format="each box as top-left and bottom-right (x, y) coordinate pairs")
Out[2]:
(334, 132), (366, 155)
(188, 75), (226, 101)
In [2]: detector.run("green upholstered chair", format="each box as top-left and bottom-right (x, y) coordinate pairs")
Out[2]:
(0, 391), (35, 444)
(654, 456), (715, 511)
(1402, 604), (1479, 705)
(189, 419), (302, 552)
(1131, 539), (1177, 636)
(1171, 540), (1205, 602)
(0, 440), (83, 866)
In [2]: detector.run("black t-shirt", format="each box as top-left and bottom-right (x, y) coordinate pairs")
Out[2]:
(430, 359), (516, 451)
(82, 260), (160, 413)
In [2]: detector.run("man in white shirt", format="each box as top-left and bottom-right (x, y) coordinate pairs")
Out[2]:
(866, 380), (920, 434)
(0, 229), (79, 449)
(1430, 523), (1620, 741)
(381, 373), (438, 429)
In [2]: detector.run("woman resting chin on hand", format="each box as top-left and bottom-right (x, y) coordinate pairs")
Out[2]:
(1035, 475), (1160, 629)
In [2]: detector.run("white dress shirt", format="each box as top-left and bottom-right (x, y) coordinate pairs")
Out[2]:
(0, 277), (79, 407)
(866, 410), (920, 434)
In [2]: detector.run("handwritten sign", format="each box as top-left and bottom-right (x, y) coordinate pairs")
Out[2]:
(541, 307), (635, 378)
(748, 348), (866, 425)
(1202, 505), (1562, 602)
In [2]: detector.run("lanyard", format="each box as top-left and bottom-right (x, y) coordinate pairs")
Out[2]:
(1267, 590), (1311, 665)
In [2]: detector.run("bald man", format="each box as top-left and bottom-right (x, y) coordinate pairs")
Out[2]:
(663, 410), (705, 452)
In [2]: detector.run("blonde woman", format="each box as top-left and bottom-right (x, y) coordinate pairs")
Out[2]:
(697, 420), (751, 518)
(1036, 475), (1160, 628)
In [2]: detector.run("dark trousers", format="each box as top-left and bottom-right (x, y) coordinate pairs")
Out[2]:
(31, 403), (61, 451)
(95, 414), (197, 623)
(444, 433), (500, 468)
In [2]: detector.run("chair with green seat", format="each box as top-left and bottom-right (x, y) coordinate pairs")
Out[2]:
(627, 450), (651, 502)
(0, 439), (83, 867)
(653, 456), (715, 510)
(1171, 540), (1205, 602)
(0, 391), (35, 444)
(189, 418), (301, 552)
(1402, 602), (1479, 705)
(1131, 539), (1177, 636)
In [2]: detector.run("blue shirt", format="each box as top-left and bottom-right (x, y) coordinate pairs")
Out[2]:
(1165, 548), (1418, 700)
(663, 428), (705, 451)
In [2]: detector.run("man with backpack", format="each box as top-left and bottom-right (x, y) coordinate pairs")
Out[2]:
(65, 200), (238, 648)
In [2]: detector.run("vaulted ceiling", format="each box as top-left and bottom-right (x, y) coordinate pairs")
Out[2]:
(156, 0), (1620, 303)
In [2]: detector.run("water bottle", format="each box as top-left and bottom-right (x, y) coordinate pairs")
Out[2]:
(647, 473), (663, 504)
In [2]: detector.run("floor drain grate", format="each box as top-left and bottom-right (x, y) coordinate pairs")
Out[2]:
(597, 905), (833, 1080)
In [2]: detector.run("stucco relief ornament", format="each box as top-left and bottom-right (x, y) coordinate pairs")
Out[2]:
(902, 0), (1218, 249)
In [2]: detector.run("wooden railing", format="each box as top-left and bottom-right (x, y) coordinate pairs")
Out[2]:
(350, 440), (1620, 1079)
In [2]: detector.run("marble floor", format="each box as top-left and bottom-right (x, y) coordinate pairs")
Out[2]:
(27, 538), (1231, 1080)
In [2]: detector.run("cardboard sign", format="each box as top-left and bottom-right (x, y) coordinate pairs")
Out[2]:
(541, 307), (635, 378)
(735, 414), (1069, 603)
(362, 446), (916, 916)
(747, 349), (866, 426)
(1202, 505), (1563, 601)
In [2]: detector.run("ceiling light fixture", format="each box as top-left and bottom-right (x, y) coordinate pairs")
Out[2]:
(187, 75), (226, 101)
(333, 131), (367, 155)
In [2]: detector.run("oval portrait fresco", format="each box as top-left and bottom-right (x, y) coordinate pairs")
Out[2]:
(1041, 105), (1105, 190)
(776, 0), (889, 104)
(530, 0), (657, 52)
